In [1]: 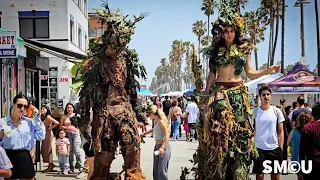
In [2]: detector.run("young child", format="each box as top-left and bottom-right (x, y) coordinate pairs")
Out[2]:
(0, 146), (12, 179)
(56, 130), (70, 175)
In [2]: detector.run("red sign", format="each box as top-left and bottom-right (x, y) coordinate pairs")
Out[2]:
(41, 75), (48, 80)
(0, 36), (15, 45)
(60, 77), (69, 82)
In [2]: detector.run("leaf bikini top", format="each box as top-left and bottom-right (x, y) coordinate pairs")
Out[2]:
(209, 44), (250, 76)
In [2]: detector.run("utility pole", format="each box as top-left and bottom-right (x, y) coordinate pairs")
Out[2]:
(315, 0), (320, 76)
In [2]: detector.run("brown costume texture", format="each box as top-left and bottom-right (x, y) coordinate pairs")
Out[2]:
(73, 4), (147, 180)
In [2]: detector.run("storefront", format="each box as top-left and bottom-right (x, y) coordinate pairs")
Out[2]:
(0, 30), (26, 117)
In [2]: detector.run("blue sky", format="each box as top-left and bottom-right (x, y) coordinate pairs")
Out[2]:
(89, 0), (319, 88)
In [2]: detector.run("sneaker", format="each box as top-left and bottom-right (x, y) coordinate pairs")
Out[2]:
(64, 170), (69, 175)
(76, 169), (88, 179)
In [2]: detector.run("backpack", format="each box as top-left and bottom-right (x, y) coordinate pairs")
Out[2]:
(252, 106), (280, 134)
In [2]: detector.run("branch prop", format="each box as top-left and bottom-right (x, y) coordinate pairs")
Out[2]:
(191, 43), (204, 93)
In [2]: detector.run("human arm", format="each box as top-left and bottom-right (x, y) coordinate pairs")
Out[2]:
(59, 116), (68, 130)
(142, 128), (153, 136)
(158, 119), (169, 154)
(47, 115), (59, 130)
(206, 72), (216, 93)
(32, 117), (46, 141)
(278, 122), (284, 150)
(0, 147), (12, 178)
(287, 129), (294, 146)
(244, 54), (280, 79)
(56, 145), (59, 157)
(67, 144), (70, 157)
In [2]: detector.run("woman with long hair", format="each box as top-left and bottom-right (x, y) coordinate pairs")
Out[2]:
(141, 105), (171, 180)
(0, 94), (45, 180)
(40, 105), (59, 172)
(168, 101), (182, 141)
(287, 112), (312, 180)
(59, 103), (85, 174)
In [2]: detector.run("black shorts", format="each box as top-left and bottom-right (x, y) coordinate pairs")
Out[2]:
(83, 142), (94, 158)
(5, 149), (35, 179)
(252, 147), (283, 174)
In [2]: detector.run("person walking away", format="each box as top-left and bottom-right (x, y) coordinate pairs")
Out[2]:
(56, 130), (71, 174)
(168, 101), (182, 141)
(291, 96), (311, 127)
(0, 94), (45, 180)
(287, 112), (312, 180)
(284, 106), (293, 157)
(59, 103), (85, 174)
(252, 86), (285, 180)
(141, 105), (171, 180)
(184, 96), (199, 142)
(162, 96), (172, 136)
(0, 146), (12, 179)
(40, 105), (59, 172)
(299, 104), (320, 179)
(288, 102), (298, 120)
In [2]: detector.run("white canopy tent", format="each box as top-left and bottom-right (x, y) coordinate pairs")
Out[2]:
(245, 73), (283, 95)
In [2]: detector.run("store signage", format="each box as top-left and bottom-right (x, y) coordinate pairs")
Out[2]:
(0, 31), (17, 58)
(60, 77), (69, 82)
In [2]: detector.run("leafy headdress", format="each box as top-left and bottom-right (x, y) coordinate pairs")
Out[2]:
(211, 0), (245, 43)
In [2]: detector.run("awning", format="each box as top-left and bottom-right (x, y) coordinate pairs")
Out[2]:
(24, 39), (87, 63)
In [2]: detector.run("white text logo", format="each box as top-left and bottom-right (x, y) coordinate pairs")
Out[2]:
(263, 160), (312, 174)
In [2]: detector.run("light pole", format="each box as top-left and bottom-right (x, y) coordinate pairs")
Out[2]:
(294, 0), (310, 59)
(315, 0), (320, 76)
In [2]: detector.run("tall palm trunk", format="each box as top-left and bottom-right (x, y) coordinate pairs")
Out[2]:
(271, 1), (280, 66)
(281, 0), (285, 74)
(268, 7), (274, 67)
(315, 0), (320, 76)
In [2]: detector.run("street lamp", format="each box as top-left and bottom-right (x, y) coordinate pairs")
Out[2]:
(294, 0), (310, 60)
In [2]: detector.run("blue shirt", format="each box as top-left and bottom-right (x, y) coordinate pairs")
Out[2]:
(0, 116), (45, 151)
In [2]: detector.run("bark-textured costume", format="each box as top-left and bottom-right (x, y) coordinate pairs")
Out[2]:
(73, 4), (147, 180)
(182, 1), (258, 180)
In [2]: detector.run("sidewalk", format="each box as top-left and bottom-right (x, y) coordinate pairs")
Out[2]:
(35, 126), (297, 180)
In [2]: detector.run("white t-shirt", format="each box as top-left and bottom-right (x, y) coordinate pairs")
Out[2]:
(254, 106), (285, 150)
(185, 102), (199, 123)
(0, 146), (12, 180)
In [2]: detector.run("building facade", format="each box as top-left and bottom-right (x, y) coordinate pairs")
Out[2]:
(0, 0), (88, 113)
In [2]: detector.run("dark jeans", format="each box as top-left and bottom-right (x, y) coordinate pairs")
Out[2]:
(188, 123), (197, 140)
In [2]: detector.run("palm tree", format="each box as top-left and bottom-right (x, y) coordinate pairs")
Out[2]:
(192, 20), (207, 60)
(236, 0), (249, 13)
(169, 40), (186, 91)
(280, 0), (285, 73)
(201, 0), (216, 42)
(244, 9), (267, 70)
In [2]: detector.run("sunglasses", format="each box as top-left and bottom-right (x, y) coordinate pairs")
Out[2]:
(262, 93), (271, 97)
(16, 103), (28, 109)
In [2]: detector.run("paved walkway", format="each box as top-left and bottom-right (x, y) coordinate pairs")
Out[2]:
(35, 126), (297, 180)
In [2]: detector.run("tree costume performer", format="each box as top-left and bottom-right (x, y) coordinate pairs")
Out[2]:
(190, 1), (281, 180)
(72, 3), (147, 180)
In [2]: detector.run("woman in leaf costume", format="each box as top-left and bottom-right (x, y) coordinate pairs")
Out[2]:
(191, 1), (281, 180)
(73, 3), (147, 180)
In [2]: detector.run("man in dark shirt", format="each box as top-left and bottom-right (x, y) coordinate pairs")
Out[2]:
(291, 96), (311, 127)
(299, 104), (320, 179)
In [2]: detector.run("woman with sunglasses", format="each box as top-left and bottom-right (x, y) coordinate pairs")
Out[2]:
(0, 94), (46, 180)
(141, 105), (171, 180)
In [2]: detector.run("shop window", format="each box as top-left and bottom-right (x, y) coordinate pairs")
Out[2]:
(70, 19), (74, 42)
(78, 27), (82, 49)
(19, 17), (49, 38)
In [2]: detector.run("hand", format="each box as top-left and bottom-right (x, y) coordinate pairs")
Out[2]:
(267, 65), (280, 74)
(56, 153), (59, 157)
(140, 133), (145, 137)
(66, 153), (69, 157)
(158, 147), (165, 154)
(0, 129), (4, 136)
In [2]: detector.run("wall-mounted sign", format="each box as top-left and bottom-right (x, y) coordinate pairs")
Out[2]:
(0, 31), (17, 58)
(60, 77), (69, 82)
